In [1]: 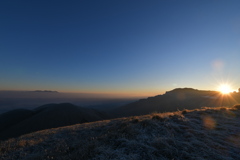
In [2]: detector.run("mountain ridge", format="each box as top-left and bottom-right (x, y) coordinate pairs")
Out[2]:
(1, 88), (240, 141)
(114, 88), (240, 117)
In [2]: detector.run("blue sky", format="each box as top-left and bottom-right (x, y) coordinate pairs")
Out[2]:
(1, 0), (240, 97)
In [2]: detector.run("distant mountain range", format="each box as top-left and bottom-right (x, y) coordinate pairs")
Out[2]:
(1, 88), (240, 141)
(32, 90), (59, 93)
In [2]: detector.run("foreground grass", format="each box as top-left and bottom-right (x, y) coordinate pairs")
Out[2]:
(1, 106), (240, 160)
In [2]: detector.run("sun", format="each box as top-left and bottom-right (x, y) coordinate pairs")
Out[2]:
(218, 84), (232, 94)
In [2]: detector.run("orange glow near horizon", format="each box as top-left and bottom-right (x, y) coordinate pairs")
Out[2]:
(66, 91), (162, 98)
(58, 88), (166, 98)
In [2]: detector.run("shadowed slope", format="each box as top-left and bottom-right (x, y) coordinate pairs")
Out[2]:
(1, 106), (240, 159)
(0, 109), (34, 132)
(115, 88), (240, 117)
(0, 103), (107, 140)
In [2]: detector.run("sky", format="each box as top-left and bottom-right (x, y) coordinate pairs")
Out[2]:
(1, 0), (240, 97)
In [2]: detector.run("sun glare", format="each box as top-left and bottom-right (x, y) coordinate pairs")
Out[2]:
(218, 84), (232, 94)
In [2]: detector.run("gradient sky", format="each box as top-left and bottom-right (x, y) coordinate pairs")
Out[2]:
(1, 0), (240, 97)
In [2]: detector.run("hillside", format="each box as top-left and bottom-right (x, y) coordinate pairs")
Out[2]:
(0, 103), (108, 140)
(1, 88), (240, 141)
(115, 88), (240, 117)
(1, 106), (240, 160)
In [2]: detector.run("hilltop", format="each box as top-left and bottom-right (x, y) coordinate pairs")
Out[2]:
(1, 106), (240, 160)
(115, 88), (240, 117)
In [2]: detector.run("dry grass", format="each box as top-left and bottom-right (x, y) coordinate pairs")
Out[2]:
(1, 106), (240, 160)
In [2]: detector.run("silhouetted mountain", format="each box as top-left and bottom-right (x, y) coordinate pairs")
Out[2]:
(114, 88), (240, 117)
(0, 103), (108, 140)
(0, 109), (34, 132)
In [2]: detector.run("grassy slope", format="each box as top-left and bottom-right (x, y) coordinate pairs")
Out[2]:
(1, 107), (240, 160)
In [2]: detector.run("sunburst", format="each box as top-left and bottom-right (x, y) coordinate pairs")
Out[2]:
(218, 84), (232, 94)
